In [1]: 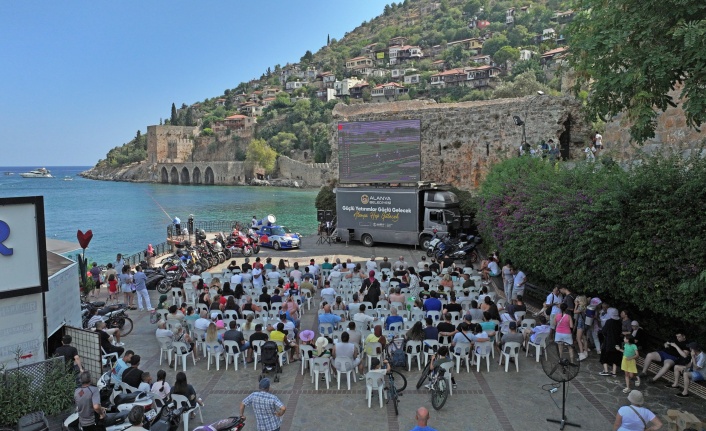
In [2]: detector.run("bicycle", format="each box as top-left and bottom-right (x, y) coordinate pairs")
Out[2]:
(383, 344), (408, 415)
(414, 344), (448, 410)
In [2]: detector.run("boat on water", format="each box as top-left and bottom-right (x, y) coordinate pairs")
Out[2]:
(4, 172), (14, 175)
(20, 168), (53, 178)
(63, 176), (73, 181)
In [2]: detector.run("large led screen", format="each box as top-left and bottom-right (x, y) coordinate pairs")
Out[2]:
(338, 119), (421, 183)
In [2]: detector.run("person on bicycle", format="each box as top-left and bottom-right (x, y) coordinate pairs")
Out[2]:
(427, 346), (455, 389)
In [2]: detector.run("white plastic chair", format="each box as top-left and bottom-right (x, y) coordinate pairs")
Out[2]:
(300, 345), (315, 375)
(101, 347), (119, 368)
(172, 289), (184, 306)
(223, 340), (244, 371)
(311, 357), (331, 390)
(405, 341), (422, 371)
(157, 338), (174, 366)
(423, 340), (440, 366)
(273, 341), (289, 367)
(365, 371), (385, 408)
(426, 310), (441, 322)
(514, 311), (527, 321)
(205, 342), (224, 370)
(499, 342), (521, 372)
(334, 357), (357, 390)
(251, 340), (266, 370)
(439, 361), (455, 396)
(452, 342), (472, 373)
(172, 341), (196, 371)
(388, 322), (404, 334)
(191, 328), (207, 357)
(526, 333), (548, 363)
(170, 393), (203, 431)
(520, 318), (536, 330)
(473, 341), (493, 372)
(364, 342), (383, 371)
(318, 322), (335, 336)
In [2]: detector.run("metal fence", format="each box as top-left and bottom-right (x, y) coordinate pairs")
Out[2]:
(166, 219), (247, 239)
(64, 326), (102, 384)
(122, 241), (172, 267)
(2, 356), (65, 391)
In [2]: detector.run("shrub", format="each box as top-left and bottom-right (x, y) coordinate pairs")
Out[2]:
(475, 154), (706, 326)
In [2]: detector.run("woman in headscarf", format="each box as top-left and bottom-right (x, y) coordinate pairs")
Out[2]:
(361, 270), (382, 307)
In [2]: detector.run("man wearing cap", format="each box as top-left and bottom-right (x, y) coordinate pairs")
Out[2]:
(639, 332), (689, 383)
(668, 342), (704, 398)
(240, 377), (286, 431)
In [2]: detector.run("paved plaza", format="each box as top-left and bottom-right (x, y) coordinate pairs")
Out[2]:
(107, 240), (702, 431)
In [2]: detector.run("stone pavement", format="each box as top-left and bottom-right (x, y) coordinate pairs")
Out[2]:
(114, 240), (703, 431)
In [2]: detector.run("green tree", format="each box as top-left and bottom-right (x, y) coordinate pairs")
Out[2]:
(246, 138), (277, 173)
(511, 59), (544, 83)
(184, 107), (195, 127)
(568, 0), (706, 143)
(269, 132), (298, 154)
(170, 103), (178, 125)
(463, 0), (482, 17)
(481, 34), (509, 57)
(493, 46), (520, 67)
(493, 70), (551, 99)
(315, 183), (337, 214)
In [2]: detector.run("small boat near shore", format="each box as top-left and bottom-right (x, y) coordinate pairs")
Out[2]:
(20, 168), (53, 178)
(63, 176), (73, 181)
(4, 172), (14, 175)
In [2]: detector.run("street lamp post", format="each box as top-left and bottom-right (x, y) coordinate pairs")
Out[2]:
(514, 91), (545, 148)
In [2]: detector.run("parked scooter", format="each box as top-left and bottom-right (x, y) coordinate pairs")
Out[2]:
(193, 416), (246, 431)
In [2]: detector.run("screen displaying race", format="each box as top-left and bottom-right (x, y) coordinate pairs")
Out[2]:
(338, 119), (421, 183)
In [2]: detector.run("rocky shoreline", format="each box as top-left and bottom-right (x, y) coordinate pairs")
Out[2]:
(81, 162), (311, 188)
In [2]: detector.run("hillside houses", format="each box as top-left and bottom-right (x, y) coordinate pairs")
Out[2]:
(430, 66), (501, 89)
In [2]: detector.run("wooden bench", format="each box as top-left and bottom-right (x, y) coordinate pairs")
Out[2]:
(636, 356), (706, 400)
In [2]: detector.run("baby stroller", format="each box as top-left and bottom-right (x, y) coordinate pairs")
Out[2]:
(258, 341), (282, 382)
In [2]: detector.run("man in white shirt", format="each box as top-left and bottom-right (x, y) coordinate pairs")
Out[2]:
(267, 270), (281, 282)
(393, 256), (405, 271)
(194, 310), (211, 331)
(320, 282), (337, 305)
(230, 272), (243, 286)
(289, 263), (302, 282)
(594, 131), (603, 149)
(417, 256), (427, 271)
(352, 304), (374, 329)
(307, 259), (319, 277)
(345, 259), (355, 272)
(542, 286), (564, 329)
(513, 268), (526, 299)
(252, 266), (264, 288)
(365, 256), (377, 273)
(328, 266), (342, 282)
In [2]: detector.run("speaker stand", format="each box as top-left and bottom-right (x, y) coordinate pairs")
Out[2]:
(546, 381), (580, 430)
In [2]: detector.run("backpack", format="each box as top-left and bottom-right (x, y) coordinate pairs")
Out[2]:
(387, 339), (406, 368)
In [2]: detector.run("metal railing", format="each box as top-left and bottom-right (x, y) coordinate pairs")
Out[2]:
(166, 219), (248, 239)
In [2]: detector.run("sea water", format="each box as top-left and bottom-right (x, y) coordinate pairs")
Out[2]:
(0, 166), (319, 264)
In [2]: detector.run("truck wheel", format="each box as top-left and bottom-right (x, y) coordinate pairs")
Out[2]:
(361, 234), (374, 247)
(419, 235), (432, 249)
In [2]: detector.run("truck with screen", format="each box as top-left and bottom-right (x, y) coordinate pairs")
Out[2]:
(335, 186), (460, 247)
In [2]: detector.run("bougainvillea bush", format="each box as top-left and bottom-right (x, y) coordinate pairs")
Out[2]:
(475, 154), (706, 325)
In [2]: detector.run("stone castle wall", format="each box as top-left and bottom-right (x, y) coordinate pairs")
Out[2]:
(331, 98), (591, 190)
(603, 88), (706, 159)
(156, 161), (251, 186)
(276, 156), (332, 187)
(147, 125), (199, 164)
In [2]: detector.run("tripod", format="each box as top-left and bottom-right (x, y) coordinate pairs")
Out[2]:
(546, 380), (580, 430)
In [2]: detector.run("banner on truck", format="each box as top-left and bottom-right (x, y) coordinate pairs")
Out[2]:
(337, 189), (417, 231)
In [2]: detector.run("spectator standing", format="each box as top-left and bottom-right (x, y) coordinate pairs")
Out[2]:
(133, 266), (153, 311)
(54, 335), (83, 374)
(611, 390), (662, 431)
(512, 267), (526, 299)
(74, 371), (105, 431)
(239, 378), (286, 431)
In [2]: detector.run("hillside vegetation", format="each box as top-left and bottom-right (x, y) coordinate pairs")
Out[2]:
(98, 0), (575, 169)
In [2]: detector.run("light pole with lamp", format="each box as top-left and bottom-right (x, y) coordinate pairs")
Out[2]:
(513, 91), (545, 152)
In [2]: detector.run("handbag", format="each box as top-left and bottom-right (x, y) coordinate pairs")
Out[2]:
(628, 406), (648, 430)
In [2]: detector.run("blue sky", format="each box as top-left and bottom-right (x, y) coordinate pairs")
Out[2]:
(0, 1), (391, 166)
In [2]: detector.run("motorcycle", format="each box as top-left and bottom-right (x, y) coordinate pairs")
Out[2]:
(81, 302), (133, 337)
(225, 232), (253, 257)
(193, 416), (246, 431)
(156, 263), (191, 294)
